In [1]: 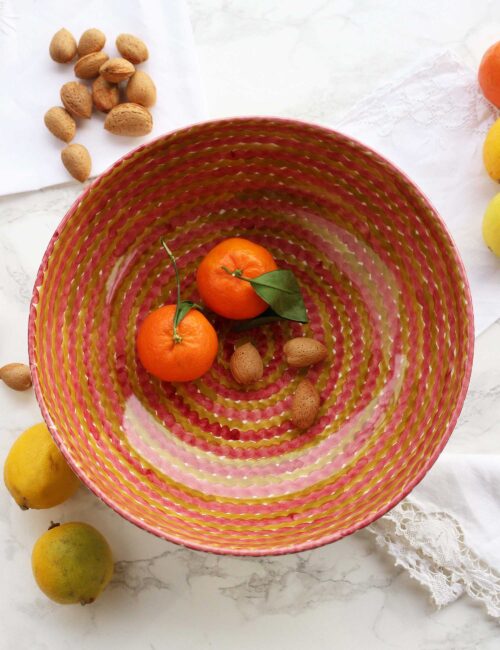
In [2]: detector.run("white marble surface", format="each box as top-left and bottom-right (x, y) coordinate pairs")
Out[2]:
(1, 1), (500, 648)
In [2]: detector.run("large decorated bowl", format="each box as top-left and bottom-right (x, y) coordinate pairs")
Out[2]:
(29, 118), (473, 555)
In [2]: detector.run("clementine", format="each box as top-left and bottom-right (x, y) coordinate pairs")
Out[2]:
(479, 41), (500, 107)
(196, 238), (278, 319)
(136, 304), (218, 382)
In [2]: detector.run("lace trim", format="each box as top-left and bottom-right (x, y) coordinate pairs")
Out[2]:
(368, 501), (500, 618)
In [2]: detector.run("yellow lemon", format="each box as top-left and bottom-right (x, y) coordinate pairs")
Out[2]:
(3, 422), (79, 509)
(483, 193), (500, 256)
(483, 118), (500, 181)
(32, 522), (114, 605)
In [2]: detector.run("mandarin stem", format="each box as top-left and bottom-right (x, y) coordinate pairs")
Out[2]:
(221, 265), (244, 279)
(161, 239), (182, 344)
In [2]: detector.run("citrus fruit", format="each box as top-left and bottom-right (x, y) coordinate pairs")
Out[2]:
(483, 193), (500, 256)
(483, 118), (500, 181)
(196, 237), (278, 319)
(4, 423), (79, 509)
(479, 42), (500, 108)
(137, 304), (218, 381)
(32, 522), (113, 605)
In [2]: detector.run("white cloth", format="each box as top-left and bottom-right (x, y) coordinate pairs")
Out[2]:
(370, 456), (500, 618)
(337, 52), (500, 617)
(0, 0), (206, 195)
(338, 51), (500, 337)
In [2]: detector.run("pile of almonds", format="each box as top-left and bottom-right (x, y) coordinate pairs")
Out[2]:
(229, 337), (327, 431)
(46, 28), (156, 182)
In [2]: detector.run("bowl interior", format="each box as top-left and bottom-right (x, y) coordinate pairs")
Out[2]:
(29, 118), (473, 555)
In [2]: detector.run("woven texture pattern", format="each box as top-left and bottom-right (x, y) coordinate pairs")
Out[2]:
(28, 118), (473, 555)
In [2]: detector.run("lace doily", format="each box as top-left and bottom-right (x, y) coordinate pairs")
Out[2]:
(369, 502), (500, 618)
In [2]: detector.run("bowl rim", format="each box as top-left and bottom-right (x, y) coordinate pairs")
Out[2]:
(28, 116), (475, 556)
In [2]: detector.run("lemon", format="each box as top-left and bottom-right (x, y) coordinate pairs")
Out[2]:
(483, 118), (500, 181)
(483, 193), (500, 256)
(3, 422), (79, 509)
(32, 522), (114, 605)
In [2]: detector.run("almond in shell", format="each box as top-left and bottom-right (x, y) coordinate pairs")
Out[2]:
(49, 28), (77, 63)
(60, 81), (92, 119)
(126, 71), (156, 107)
(283, 337), (327, 368)
(74, 51), (109, 80)
(291, 379), (320, 430)
(99, 57), (135, 83)
(44, 107), (76, 143)
(61, 144), (91, 182)
(78, 28), (106, 56)
(104, 103), (152, 136)
(229, 342), (264, 385)
(116, 33), (149, 64)
(0, 363), (32, 391)
(92, 76), (120, 113)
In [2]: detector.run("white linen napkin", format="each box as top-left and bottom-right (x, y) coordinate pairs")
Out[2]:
(337, 51), (500, 617)
(0, 0), (206, 195)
